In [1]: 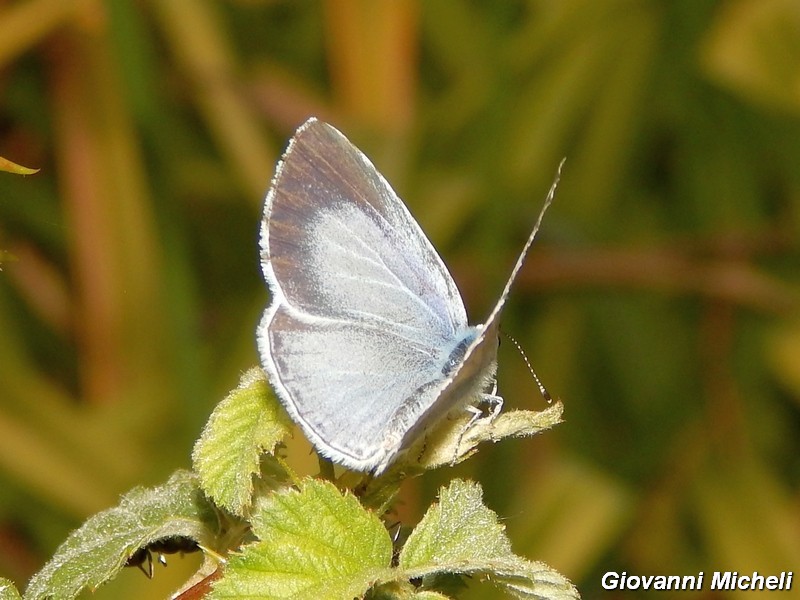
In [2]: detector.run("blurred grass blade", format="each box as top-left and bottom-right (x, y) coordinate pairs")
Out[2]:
(0, 0), (80, 68)
(150, 0), (275, 200)
(0, 156), (39, 175)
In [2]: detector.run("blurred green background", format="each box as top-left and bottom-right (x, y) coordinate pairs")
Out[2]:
(2, 0), (800, 598)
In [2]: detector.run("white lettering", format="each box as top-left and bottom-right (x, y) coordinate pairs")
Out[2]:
(652, 576), (667, 590)
(603, 572), (708, 590)
(712, 571), (733, 590)
(602, 570), (790, 592)
(601, 572), (618, 590)
(681, 574), (702, 590)
(752, 572), (766, 589)
(642, 575), (655, 589)
(710, 571), (793, 590)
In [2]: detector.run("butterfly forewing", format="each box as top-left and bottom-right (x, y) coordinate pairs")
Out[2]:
(262, 120), (467, 337)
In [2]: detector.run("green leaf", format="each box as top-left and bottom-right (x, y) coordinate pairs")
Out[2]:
(210, 478), (394, 600)
(400, 479), (511, 570)
(398, 480), (579, 600)
(414, 402), (564, 474)
(24, 470), (220, 600)
(358, 402), (563, 515)
(366, 580), (454, 600)
(193, 367), (292, 515)
(471, 556), (581, 600)
(0, 578), (22, 600)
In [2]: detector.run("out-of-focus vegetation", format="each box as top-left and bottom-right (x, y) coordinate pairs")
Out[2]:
(1, 0), (799, 598)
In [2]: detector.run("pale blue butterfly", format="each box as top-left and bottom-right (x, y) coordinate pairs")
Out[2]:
(257, 118), (557, 474)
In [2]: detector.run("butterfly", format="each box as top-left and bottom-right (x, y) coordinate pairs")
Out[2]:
(258, 118), (559, 474)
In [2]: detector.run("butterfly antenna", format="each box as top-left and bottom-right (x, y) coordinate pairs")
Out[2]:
(492, 158), (565, 315)
(502, 331), (552, 404)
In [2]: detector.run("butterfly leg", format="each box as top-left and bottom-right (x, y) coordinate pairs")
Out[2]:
(481, 391), (504, 433)
(451, 393), (504, 465)
(126, 547), (155, 578)
(144, 552), (154, 579)
(138, 550), (154, 579)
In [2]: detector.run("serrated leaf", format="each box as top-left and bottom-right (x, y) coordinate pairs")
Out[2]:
(474, 556), (580, 600)
(210, 479), (393, 600)
(24, 470), (219, 600)
(416, 403), (564, 471)
(0, 579), (22, 600)
(400, 479), (511, 571)
(367, 581), (454, 600)
(363, 404), (564, 509)
(368, 572), (466, 600)
(193, 367), (292, 515)
(398, 480), (579, 600)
